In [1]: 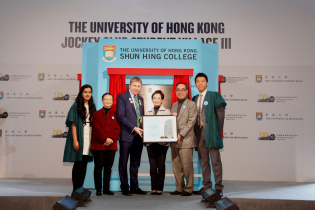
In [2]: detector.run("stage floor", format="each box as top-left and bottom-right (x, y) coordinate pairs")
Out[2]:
(1, 178), (315, 210)
(1, 178), (315, 200)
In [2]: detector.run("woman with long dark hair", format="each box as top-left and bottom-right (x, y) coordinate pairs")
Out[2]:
(63, 84), (96, 192)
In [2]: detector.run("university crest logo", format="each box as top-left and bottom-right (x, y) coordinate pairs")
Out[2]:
(0, 92), (3, 100)
(38, 73), (45, 81)
(0, 73), (10, 81)
(256, 112), (263, 120)
(102, 46), (116, 62)
(256, 75), (262, 83)
(39, 110), (46, 118)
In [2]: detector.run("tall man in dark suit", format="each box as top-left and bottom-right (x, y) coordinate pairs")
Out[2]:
(117, 77), (147, 196)
(192, 73), (226, 197)
(170, 82), (197, 196)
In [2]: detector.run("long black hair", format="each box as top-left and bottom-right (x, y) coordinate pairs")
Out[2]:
(75, 84), (96, 126)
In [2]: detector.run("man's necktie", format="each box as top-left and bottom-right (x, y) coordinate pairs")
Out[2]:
(198, 95), (203, 128)
(134, 95), (141, 127)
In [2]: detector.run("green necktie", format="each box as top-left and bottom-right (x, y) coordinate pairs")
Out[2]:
(134, 95), (141, 127)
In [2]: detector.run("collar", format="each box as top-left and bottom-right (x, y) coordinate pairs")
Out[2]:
(178, 97), (187, 102)
(129, 89), (136, 99)
(102, 107), (112, 113)
(148, 105), (166, 112)
(199, 89), (207, 97)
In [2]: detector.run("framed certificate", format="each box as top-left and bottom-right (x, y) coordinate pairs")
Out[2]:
(142, 115), (177, 143)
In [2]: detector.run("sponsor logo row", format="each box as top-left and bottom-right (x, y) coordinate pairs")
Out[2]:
(0, 73), (77, 81)
(0, 92), (76, 100)
(220, 75), (303, 83)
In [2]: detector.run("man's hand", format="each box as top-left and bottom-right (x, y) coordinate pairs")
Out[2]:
(172, 112), (177, 117)
(177, 134), (181, 144)
(134, 127), (143, 137)
(73, 140), (80, 151)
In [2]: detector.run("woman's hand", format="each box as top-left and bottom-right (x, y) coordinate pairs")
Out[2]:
(103, 138), (114, 147)
(172, 112), (177, 117)
(73, 140), (80, 151)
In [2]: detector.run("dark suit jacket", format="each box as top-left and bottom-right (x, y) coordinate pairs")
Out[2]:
(117, 91), (144, 143)
(90, 108), (120, 151)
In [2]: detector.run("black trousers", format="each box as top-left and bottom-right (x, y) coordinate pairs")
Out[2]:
(72, 155), (89, 192)
(119, 136), (143, 190)
(92, 150), (116, 191)
(147, 144), (169, 191)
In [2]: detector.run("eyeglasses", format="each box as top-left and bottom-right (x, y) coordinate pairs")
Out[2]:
(102, 99), (113, 101)
(175, 89), (187, 92)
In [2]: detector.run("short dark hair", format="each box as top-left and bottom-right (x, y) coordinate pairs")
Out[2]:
(176, 82), (187, 89)
(151, 90), (164, 100)
(195, 73), (208, 83)
(102, 93), (113, 100)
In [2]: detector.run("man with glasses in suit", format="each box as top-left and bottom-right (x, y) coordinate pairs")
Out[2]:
(170, 82), (197, 196)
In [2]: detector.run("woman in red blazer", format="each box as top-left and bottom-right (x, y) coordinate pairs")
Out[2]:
(91, 93), (120, 196)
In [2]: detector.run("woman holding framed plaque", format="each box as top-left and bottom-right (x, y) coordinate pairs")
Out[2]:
(145, 90), (171, 195)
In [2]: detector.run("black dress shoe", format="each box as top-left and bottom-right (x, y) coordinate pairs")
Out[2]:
(156, 192), (162, 195)
(151, 191), (157, 195)
(103, 190), (114, 195)
(170, 190), (181, 195)
(216, 190), (223, 197)
(181, 191), (192, 196)
(121, 189), (131, 196)
(193, 187), (205, 195)
(96, 190), (102, 196)
(130, 187), (147, 195)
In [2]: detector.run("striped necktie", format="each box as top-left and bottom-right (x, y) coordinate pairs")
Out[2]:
(134, 95), (141, 127)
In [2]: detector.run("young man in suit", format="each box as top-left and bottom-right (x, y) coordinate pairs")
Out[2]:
(117, 77), (147, 196)
(192, 73), (226, 197)
(170, 82), (197, 196)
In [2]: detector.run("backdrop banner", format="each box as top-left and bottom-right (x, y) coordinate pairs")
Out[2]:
(0, 1), (314, 188)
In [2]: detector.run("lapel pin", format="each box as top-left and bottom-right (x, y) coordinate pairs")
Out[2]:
(183, 105), (186, 109)
(112, 116), (115, 119)
(204, 101), (208, 106)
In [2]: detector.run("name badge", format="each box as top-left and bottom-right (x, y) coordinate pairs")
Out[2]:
(204, 101), (208, 106)
(183, 105), (186, 109)
(112, 116), (115, 119)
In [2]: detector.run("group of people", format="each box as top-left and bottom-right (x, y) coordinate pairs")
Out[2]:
(63, 73), (226, 198)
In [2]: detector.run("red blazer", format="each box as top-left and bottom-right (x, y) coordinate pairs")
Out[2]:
(91, 108), (120, 151)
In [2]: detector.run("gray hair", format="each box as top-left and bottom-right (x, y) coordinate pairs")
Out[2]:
(130, 77), (142, 85)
